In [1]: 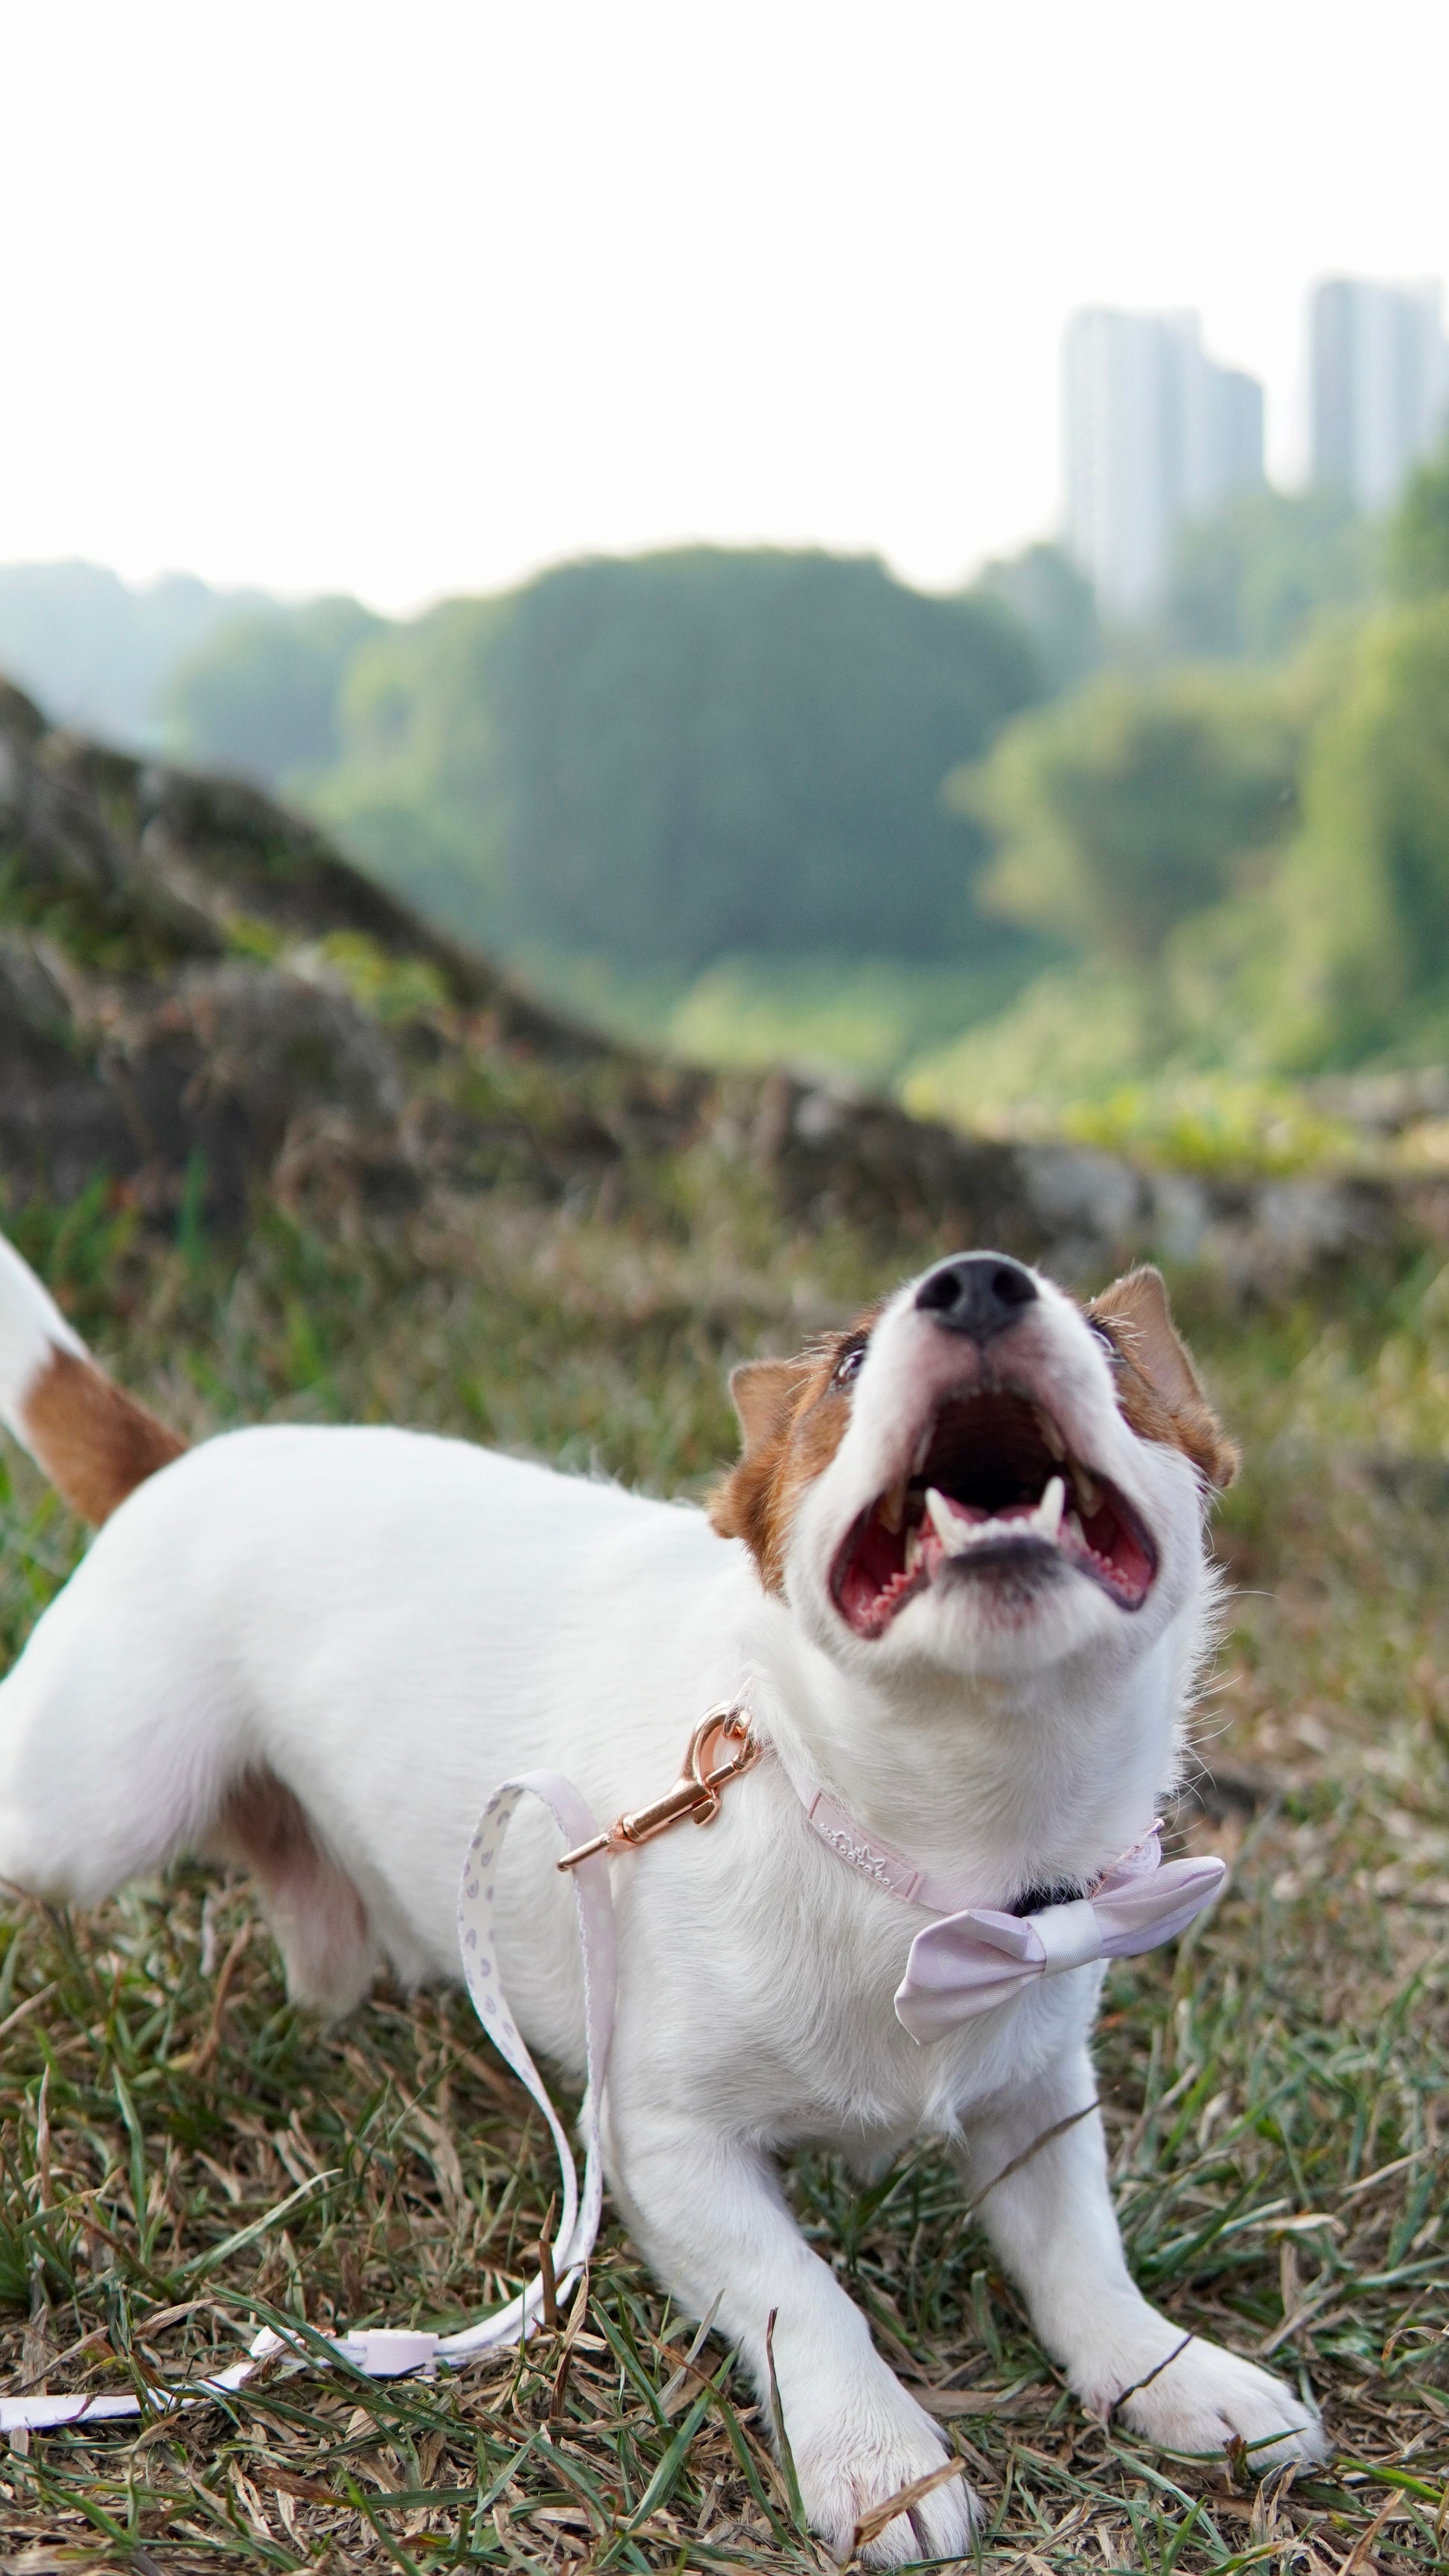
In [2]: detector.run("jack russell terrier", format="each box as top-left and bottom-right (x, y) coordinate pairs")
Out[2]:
(0, 1230), (1324, 2560)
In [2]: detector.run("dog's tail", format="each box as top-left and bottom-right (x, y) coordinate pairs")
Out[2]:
(0, 1231), (185, 1524)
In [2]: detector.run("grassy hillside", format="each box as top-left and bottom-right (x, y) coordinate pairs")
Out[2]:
(0, 682), (1446, 2570)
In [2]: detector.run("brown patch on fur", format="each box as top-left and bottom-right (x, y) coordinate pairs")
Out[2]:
(208, 1766), (372, 2014)
(23, 1347), (187, 1524)
(1088, 1267), (1238, 1489)
(709, 1312), (879, 1591)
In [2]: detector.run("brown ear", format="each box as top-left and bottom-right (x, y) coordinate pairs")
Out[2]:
(711, 1356), (812, 1587)
(728, 1358), (803, 1459)
(1089, 1267), (1239, 1489)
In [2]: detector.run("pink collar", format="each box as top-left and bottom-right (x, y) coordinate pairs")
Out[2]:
(548, 1705), (1226, 2038)
(550, 1703), (1223, 1960)
(769, 1741), (1226, 2042)
(783, 1761), (1037, 1915)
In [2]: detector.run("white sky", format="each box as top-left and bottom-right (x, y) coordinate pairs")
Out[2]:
(3, 0), (1448, 614)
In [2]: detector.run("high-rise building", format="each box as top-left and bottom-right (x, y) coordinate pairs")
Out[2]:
(1063, 308), (1265, 619)
(1309, 279), (1449, 513)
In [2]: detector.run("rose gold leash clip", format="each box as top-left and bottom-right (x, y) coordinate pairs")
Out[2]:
(555, 1705), (760, 1872)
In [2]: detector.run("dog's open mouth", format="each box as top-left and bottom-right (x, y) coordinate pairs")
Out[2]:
(830, 1391), (1156, 1639)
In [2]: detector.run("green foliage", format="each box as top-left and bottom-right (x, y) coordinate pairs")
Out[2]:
(1386, 430), (1449, 600)
(518, 946), (1048, 1087)
(304, 929), (450, 1026)
(168, 595), (385, 786)
(972, 540), (1101, 693)
(308, 592), (515, 932)
(1060, 1075), (1361, 1177)
(312, 548), (1043, 971)
(905, 961), (1157, 1124)
(34, 467), (1445, 1113)
(0, 562), (262, 749)
(483, 550), (1040, 967)
(663, 952), (1043, 1085)
(954, 668), (1302, 969)
(920, 602), (1449, 1109)
(1264, 597), (1449, 1066)
(1160, 486), (1379, 664)
(879, 448), (1446, 1095)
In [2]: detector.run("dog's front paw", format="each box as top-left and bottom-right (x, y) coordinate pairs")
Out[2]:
(1109, 2335), (1327, 2472)
(792, 2388), (979, 2568)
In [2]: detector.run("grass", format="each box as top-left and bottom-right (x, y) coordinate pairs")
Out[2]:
(0, 1175), (1447, 2571)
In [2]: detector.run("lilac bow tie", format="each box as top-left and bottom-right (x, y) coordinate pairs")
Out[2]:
(893, 1834), (1226, 2042)
(786, 1768), (1226, 2045)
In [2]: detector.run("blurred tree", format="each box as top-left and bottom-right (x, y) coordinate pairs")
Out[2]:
(971, 542), (1100, 694)
(168, 597), (383, 786)
(1161, 487), (1378, 664)
(1386, 433), (1449, 600)
(313, 597), (512, 930)
(952, 670), (1302, 969)
(0, 562), (264, 750)
(314, 548), (1043, 967)
(1268, 599), (1449, 1063)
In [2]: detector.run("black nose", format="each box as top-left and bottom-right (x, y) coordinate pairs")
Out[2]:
(914, 1252), (1039, 1343)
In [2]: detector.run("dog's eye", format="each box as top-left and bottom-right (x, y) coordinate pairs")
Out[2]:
(1088, 1317), (1121, 1361)
(832, 1343), (866, 1390)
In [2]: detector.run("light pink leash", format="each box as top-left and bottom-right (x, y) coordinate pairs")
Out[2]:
(0, 1720), (747, 2434)
(0, 1767), (619, 2433)
(0, 1706), (1221, 2432)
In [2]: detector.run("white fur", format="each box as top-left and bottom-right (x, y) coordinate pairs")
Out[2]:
(0, 1243), (1325, 2562)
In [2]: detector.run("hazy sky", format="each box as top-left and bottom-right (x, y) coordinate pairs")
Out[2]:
(4, 0), (1448, 612)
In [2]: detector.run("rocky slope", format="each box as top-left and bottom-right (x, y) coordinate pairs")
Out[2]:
(0, 675), (1421, 1288)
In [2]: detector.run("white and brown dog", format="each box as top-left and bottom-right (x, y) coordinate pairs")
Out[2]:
(0, 1233), (1324, 2559)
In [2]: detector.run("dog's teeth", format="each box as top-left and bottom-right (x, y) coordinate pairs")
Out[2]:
(904, 1527), (923, 1575)
(879, 1480), (908, 1533)
(1035, 1475), (1066, 1542)
(1071, 1464), (1101, 1518)
(1035, 1408), (1066, 1460)
(1066, 1508), (1085, 1548)
(924, 1487), (970, 1554)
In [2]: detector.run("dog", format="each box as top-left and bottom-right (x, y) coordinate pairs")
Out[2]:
(0, 1230), (1325, 2560)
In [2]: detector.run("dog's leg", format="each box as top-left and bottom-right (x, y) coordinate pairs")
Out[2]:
(961, 2048), (1327, 2469)
(609, 2114), (978, 2568)
(205, 1769), (374, 2015)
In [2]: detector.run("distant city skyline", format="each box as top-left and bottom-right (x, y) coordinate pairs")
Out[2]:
(1063, 310), (1264, 618)
(1, 3), (1448, 613)
(8, 267), (1442, 634)
(1310, 278), (1449, 512)
(1062, 279), (1448, 621)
